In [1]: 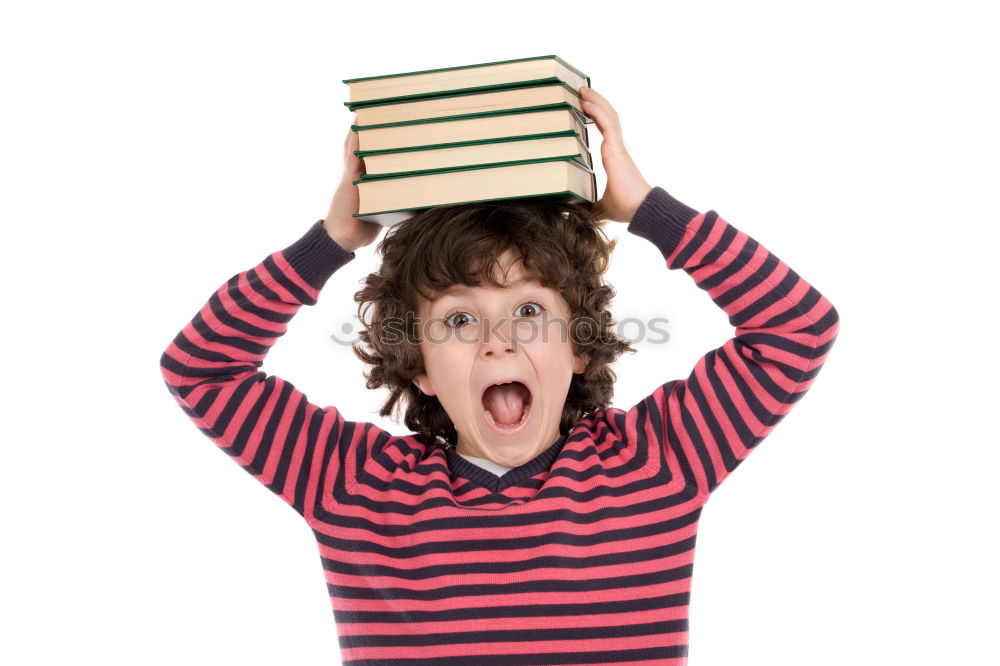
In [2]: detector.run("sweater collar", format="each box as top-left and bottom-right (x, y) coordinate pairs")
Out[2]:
(445, 435), (568, 491)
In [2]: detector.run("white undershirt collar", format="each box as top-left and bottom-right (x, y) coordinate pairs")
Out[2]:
(457, 453), (515, 478)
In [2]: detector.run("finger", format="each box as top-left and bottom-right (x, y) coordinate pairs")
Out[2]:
(344, 115), (358, 152)
(581, 85), (610, 103)
(345, 126), (362, 163)
(579, 90), (615, 122)
(583, 96), (622, 140)
(583, 100), (623, 146)
(344, 133), (365, 178)
(343, 113), (359, 150)
(580, 87), (619, 118)
(354, 133), (366, 176)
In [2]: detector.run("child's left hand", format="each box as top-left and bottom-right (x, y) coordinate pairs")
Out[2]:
(578, 86), (653, 224)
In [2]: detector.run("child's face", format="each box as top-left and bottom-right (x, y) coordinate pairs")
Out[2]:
(413, 249), (589, 468)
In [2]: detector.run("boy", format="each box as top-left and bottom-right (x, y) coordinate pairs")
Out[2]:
(159, 86), (839, 664)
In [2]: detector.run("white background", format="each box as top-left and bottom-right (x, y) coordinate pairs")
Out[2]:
(2, 1), (997, 664)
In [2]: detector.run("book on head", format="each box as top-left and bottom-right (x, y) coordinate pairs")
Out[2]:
(352, 157), (597, 227)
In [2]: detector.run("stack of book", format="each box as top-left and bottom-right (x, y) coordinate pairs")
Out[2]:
(343, 55), (597, 226)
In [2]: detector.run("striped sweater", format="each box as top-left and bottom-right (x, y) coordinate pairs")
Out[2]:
(159, 186), (839, 665)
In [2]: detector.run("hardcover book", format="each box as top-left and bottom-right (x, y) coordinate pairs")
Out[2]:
(357, 131), (592, 176)
(350, 82), (592, 127)
(343, 55), (590, 107)
(354, 108), (589, 153)
(352, 157), (597, 226)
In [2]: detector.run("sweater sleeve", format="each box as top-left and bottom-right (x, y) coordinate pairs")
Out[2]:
(158, 219), (358, 520)
(624, 187), (840, 503)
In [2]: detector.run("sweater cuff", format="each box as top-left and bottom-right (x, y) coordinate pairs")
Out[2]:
(280, 219), (356, 291)
(626, 186), (700, 260)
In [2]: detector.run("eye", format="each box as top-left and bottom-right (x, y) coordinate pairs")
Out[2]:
(517, 302), (544, 317)
(444, 311), (475, 328)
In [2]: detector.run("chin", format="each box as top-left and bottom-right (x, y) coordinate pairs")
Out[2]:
(489, 439), (541, 467)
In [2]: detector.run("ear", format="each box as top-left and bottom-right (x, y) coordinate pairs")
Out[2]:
(412, 373), (437, 396)
(573, 352), (590, 375)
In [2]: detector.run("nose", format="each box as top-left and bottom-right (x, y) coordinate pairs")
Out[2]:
(479, 315), (518, 357)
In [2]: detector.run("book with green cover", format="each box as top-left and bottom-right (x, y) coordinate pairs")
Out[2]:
(351, 156), (597, 227)
(353, 107), (589, 153)
(348, 81), (593, 128)
(355, 131), (593, 177)
(351, 105), (591, 132)
(357, 153), (592, 180)
(343, 55), (590, 108)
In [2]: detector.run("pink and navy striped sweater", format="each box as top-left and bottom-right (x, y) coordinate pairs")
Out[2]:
(159, 186), (839, 665)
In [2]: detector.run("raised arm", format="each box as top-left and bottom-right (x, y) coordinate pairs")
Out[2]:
(576, 86), (839, 503)
(624, 186), (840, 502)
(158, 221), (358, 519)
(158, 125), (382, 520)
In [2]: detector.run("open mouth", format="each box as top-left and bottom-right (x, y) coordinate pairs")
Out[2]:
(481, 380), (533, 433)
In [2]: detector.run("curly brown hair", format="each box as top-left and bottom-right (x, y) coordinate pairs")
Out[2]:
(351, 196), (637, 450)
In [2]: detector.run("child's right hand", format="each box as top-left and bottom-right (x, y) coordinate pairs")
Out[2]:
(323, 122), (382, 253)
